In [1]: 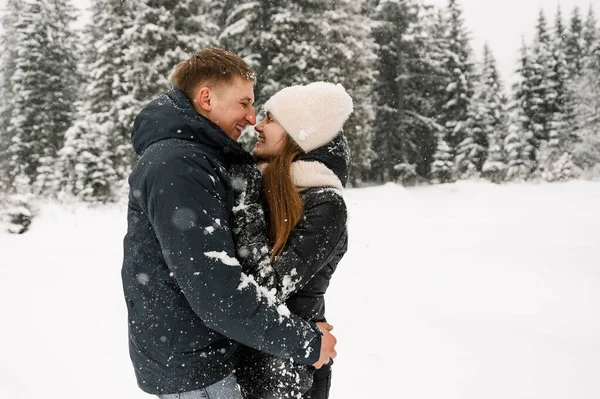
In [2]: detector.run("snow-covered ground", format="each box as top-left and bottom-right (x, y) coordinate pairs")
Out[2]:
(1, 181), (599, 399)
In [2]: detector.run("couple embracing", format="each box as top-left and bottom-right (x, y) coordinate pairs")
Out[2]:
(121, 48), (352, 399)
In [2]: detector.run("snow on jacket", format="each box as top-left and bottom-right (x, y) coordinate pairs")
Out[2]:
(121, 87), (322, 395)
(230, 133), (350, 399)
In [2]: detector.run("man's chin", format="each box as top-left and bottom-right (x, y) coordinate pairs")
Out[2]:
(228, 131), (241, 142)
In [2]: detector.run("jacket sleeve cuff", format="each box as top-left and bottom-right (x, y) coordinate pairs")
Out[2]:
(295, 321), (322, 365)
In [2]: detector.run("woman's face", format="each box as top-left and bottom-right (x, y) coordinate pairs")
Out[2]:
(252, 112), (287, 160)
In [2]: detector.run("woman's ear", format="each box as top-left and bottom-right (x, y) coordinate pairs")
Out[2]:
(195, 87), (212, 112)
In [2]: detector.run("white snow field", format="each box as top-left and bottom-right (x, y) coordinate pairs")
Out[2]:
(1, 181), (599, 399)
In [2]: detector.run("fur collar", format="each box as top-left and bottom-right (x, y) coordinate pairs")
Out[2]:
(257, 161), (344, 191)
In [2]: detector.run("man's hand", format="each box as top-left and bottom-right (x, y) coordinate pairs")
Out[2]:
(312, 323), (337, 369)
(317, 321), (333, 332)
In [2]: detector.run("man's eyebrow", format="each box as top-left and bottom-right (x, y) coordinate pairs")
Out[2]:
(240, 96), (254, 103)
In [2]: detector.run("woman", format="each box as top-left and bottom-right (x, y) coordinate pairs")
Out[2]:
(230, 81), (353, 399)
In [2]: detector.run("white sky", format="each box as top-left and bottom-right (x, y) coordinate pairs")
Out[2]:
(1, 0), (599, 87)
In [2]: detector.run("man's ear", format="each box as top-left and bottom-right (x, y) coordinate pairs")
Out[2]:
(195, 87), (212, 112)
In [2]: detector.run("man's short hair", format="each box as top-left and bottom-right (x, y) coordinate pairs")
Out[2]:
(170, 48), (256, 101)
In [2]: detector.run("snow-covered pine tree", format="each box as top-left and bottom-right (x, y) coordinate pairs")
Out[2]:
(483, 130), (506, 183)
(430, 137), (454, 184)
(461, 48), (488, 180)
(124, 0), (215, 104)
(565, 6), (585, 78)
(222, 0), (376, 184)
(89, 0), (137, 182)
(512, 37), (537, 173)
(558, 6), (586, 143)
(476, 44), (509, 183)
(7, 0), (78, 195)
(408, 5), (449, 181)
(219, 0), (282, 94)
(370, 0), (421, 184)
(427, 8), (456, 183)
(0, 0), (23, 191)
(120, 0), (216, 173)
(552, 5), (573, 140)
(3, 171), (34, 234)
(219, 0), (297, 151)
(371, 1), (447, 184)
(320, 0), (377, 184)
(536, 6), (575, 181)
(503, 117), (533, 181)
(55, 0), (136, 201)
(524, 9), (563, 171)
(33, 0), (80, 195)
(582, 6), (597, 60)
(570, 12), (600, 175)
(438, 0), (475, 180)
(57, 101), (117, 202)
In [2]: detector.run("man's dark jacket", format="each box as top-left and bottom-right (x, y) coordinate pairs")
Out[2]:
(121, 87), (321, 395)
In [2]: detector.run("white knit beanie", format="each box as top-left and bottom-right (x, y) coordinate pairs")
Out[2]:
(263, 82), (353, 152)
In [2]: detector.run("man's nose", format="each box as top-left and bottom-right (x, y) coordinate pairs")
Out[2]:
(246, 106), (256, 125)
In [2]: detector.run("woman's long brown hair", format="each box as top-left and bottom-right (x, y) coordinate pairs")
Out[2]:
(262, 135), (305, 261)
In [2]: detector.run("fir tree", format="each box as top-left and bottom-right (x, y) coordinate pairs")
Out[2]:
(123, 0), (214, 104)
(370, 0), (421, 183)
(582, 6), (597, 60)
(504, 119), (533, 181)
(482, 130), (506, 183)
(475, 44), (509, 182)
(222, 0), (376, 184)
(370, 1), (446, 184)
(430, 137), (454, 183)
(7, 0), (78, 194)
(90, 0), (137, 181)
(56, 0), (135, 200)
(528, 10), (555, 148)
(3, 172), (34, 234)
(522, 8), (571, 174)
(438, 0), (475, 179)
(570, 14), (600, 174)
(321, 0), (377, 184)
(565, 6), (585, 77)
(534, 6), (574, 181)
(512, 37), (537, 170)
(0, 0), (22, 188)
(120, 0), (215, 173)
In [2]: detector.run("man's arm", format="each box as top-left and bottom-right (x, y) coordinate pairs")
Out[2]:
(139, 153), (330, 365)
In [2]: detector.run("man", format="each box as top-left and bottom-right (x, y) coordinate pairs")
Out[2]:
(121, 48), (336, 398)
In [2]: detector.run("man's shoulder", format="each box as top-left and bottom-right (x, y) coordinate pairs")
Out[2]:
(141, 138), (226, 177)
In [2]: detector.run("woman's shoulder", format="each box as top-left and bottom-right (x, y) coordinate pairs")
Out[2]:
(291, 160), (345, 191)
(301, 186), (347, 215)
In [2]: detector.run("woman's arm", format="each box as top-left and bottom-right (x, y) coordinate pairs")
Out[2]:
(231, 164), (347, 300)
(269, 188), (347, 300)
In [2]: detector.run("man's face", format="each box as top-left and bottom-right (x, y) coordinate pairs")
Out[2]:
(207, 77), (256, 141)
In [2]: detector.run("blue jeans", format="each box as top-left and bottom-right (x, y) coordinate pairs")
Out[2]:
(157, 373), (243, 399)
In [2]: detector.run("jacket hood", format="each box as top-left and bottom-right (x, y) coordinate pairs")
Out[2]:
(131, 87), (252, 164)
(297, 133), (351, 188)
